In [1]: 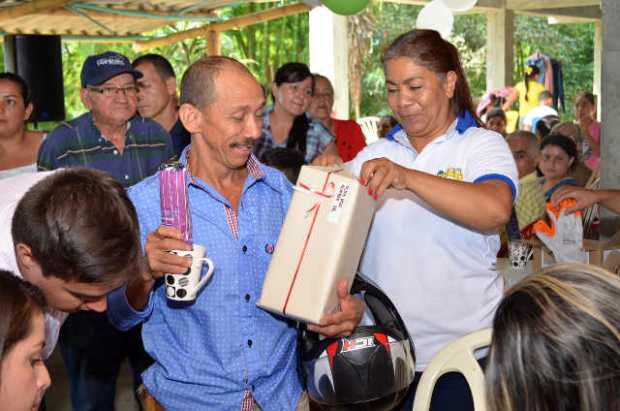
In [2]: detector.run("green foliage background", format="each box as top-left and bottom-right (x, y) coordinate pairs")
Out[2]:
(360, 3), (594, 120)
(0, 1), (594, 124)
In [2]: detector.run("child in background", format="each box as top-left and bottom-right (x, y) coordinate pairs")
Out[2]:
(574, 92), (600, 171)
(260, 147), (306, 184)
(485, 108), (507, 137)
(539, 133), (578, 201)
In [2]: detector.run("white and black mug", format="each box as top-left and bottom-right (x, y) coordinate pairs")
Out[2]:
(508, 240), (533, 270)
(164, 244), (214, 302)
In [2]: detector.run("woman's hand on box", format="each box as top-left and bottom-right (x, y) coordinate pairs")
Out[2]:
(359, 157), (409, 199)
(308, 279), (364, 338)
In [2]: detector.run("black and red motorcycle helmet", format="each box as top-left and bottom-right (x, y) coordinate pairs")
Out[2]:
(299, 273), (415, 410)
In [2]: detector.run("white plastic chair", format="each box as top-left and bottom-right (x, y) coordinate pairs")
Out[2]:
(412, 328), (492, 411)
(356, 116), (380, 144)
(604, 251), (620, 276)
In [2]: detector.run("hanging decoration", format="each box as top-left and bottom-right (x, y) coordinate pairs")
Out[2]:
(416, 0), (454, 39)
(302, 0), (323, 8)
(321, 0), (370, 16)
(440, 0), (478, 12)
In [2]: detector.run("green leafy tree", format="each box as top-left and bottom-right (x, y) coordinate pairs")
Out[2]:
(2, 2), (595, 125)
(513, 15), (594, 120)
(55, 0), (308, 118)
(359, 4), (487, 117)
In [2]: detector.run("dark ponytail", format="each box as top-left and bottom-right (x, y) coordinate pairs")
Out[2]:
(286, 114), (310, 159)
(524, 64), (540, 102)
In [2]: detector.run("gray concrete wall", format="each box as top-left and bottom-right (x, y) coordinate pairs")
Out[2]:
(600, 0), (620, 234)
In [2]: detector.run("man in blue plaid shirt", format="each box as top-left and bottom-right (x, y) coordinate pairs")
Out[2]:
(108, 56), (363, 410)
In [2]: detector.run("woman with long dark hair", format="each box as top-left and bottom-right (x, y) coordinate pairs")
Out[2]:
(502, 64), (546, 125)
(253, 62), (340, 165)
(348, 29), (517, 410)
(0, 73), (45, 179)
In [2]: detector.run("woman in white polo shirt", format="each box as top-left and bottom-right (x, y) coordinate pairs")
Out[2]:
(348, 29), (518, 411)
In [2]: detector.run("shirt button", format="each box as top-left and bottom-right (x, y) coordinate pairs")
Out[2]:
(245, 294), (250, 302)
(113, 149), (118, 155)
(242, 245), (247, 253)
(247, 339), (253, 348)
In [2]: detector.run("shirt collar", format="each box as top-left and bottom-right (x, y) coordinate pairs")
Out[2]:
(179, 145), (264, 178)
(387, 120), (459, 151)
(85, 111), (133, 141)
(177, 145), (283, 195)
(385, 110), (478, 143)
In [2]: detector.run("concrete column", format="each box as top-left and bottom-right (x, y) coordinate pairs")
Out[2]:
(600, 0), (620, 234)
(485, 7), (514, 91)
(593, 20), (602, 120)
(309, 6), (349, 119)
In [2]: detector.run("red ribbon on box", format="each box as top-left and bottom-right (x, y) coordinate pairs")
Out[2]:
(282, 170), (335, 317)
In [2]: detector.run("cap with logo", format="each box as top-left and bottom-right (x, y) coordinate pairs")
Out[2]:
(81, 51), (143, 88)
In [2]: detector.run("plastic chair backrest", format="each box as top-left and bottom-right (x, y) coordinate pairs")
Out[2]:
(412, 328), (492, 411)
(604, 251), (620, 276)
(356, 116), (380, 144)
(582, 170), (600, 237)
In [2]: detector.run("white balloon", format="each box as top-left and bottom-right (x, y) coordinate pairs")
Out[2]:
(440, 0), (478, 12)
(416, 0), (454, 39)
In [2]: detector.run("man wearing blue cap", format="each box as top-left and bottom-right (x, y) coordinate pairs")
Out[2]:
(37, 51), (174, 411)
(38, 51), (174, 185)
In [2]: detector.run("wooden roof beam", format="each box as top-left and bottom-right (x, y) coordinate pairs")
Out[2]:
(385, 0), (505, 12)
(506, 0), (600, 10)
(386, 0), (601, 11)
(0, 0), (70, 23)
(65, 3), (219, 22)
(39, 8), (215, 22)
(134, 2), (310, 51)
(519, 6), (601, 22)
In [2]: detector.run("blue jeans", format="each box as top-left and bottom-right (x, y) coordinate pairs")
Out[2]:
(59, 311), (153, 411)
(398, 358), (486, 411)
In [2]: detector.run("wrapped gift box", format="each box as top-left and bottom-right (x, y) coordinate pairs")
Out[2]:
(258, 165), (375, 324)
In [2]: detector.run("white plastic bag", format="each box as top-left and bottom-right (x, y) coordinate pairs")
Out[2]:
(533, 199), (586, 263)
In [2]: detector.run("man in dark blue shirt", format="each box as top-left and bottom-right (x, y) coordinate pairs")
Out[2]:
(133, 54), (191, 158)
(38, 51), (173, 411)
